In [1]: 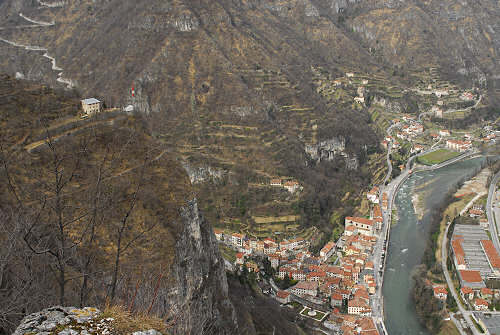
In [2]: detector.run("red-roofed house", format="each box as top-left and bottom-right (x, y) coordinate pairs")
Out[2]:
(326, 266), (344, 279)
(284, 181), (300, 193)
(345, 217), (375, 236)
(461, 287), (474, 301)
(276, 290), (291, 304)
(473, 298), (489, 311)
(235, 252), (245, 265)
(270, 179), (282, 186)
(307, 271), (327, 282)
(320, 242), (336, 261)
(357, 317), (379, 335)
(469, 208), (484, 217)
(348, 298), (372, 316)
(367, 186), (379, 204)
(214, 229), (224, 241)
(481, 287), (493, 300)
(331, 292), (343, 307)
(433, 286), (448, 300)
(291, 281), (318, 297)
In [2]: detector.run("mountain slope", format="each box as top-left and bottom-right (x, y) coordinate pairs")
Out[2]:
(1, 0), (498, 244)
(0, 74), (237, 335)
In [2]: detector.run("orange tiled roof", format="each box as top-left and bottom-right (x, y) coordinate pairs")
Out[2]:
(346, 217), (374, 226)
(481, 287), (493, 295)
(461, 286), (473, 294)
(481, 240), (500, 270)
(434, 286), (448, 295)
(475, 298), (489, 306)
(452, 239), (466, 265)
(276, 290), (290, 299)
(460, 270), (483, 283)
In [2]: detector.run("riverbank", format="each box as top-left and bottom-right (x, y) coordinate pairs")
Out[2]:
(383, 156), (486, 335)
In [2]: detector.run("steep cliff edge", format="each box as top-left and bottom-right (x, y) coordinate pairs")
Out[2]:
(167, 200), (237, 334)
(0, 75), (237, 335)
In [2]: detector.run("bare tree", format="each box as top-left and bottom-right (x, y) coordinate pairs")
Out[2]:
(109, 155), (156, 301)
(22, 131), (86, 305)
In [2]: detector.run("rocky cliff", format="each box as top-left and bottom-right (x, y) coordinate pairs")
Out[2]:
(0, 75), (237, 335)
(164, 200), (237, 334)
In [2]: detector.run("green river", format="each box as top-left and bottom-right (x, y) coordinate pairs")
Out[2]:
(383, 156), (486, 335)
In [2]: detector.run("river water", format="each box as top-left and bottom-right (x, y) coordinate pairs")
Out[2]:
(383, 156), (485, 335)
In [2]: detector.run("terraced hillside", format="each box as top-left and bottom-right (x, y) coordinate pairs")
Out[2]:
(1, 0), (498, 244)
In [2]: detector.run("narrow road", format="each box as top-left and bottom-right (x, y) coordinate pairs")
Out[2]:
(450, 313), (468, 335)
(0, 37), (74, 89)
(459, 192), (487, 216)
(37, 0), (65, 8)
(19, 13), (54, 26)
(487, 172), (500, 253)
(0, 2), (72, 88)
(418, 111), (434, 122)
(443, 95), (482, 115)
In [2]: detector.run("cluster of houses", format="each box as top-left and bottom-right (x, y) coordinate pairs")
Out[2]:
(460, 286), (499, 311)
(380, 116), (426, 153)
(479, 125), (499, 144)
(214, 179), (386, 333)
(327, 314), (380, 335)
(214, 230), (310, 259)
(270, 178), (302, 193)
(394, 116), (424, 141)
(381, 135), (400, 151)
(460, 92), (475, 101)
(268, 186), (386, 333)
(446, 139), (473, 152)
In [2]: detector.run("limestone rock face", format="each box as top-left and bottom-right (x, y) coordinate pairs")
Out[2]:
(156, 200), (238, 335)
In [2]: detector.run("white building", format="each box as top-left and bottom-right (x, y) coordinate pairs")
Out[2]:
(345, 217), (375, 237)
(291, 281), (318, 297)
(231, 233), (244, 247)
(81, 98), (101, 115)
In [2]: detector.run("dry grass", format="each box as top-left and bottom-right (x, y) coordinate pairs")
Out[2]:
(102, 305), (167, 335)
(438, 320), (461, 335)
(252, 215), (299, 224)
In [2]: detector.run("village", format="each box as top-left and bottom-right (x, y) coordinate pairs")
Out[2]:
(214, 185), (385, 335)
(77, 69), (499, 335)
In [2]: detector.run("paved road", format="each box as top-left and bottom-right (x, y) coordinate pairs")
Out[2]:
(487, 172), (500, 253)
(371, 122), (478, 333)
(418, 111), (434, 122)
(450, 313), (468, 335)
(443, 95), (482, 115)
(460, 192), (487, 216)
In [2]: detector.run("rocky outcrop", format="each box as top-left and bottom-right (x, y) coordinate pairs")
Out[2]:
(305, 137), (346, 162)
(159, 200), (238, 335)
(182, 162), (226, 184)
(305, 137), (359, 169)
(12, 306), (163, 335)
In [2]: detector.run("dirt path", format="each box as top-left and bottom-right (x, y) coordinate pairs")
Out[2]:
(19, 13), (54, 26)
(0, 2), (73, 88)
